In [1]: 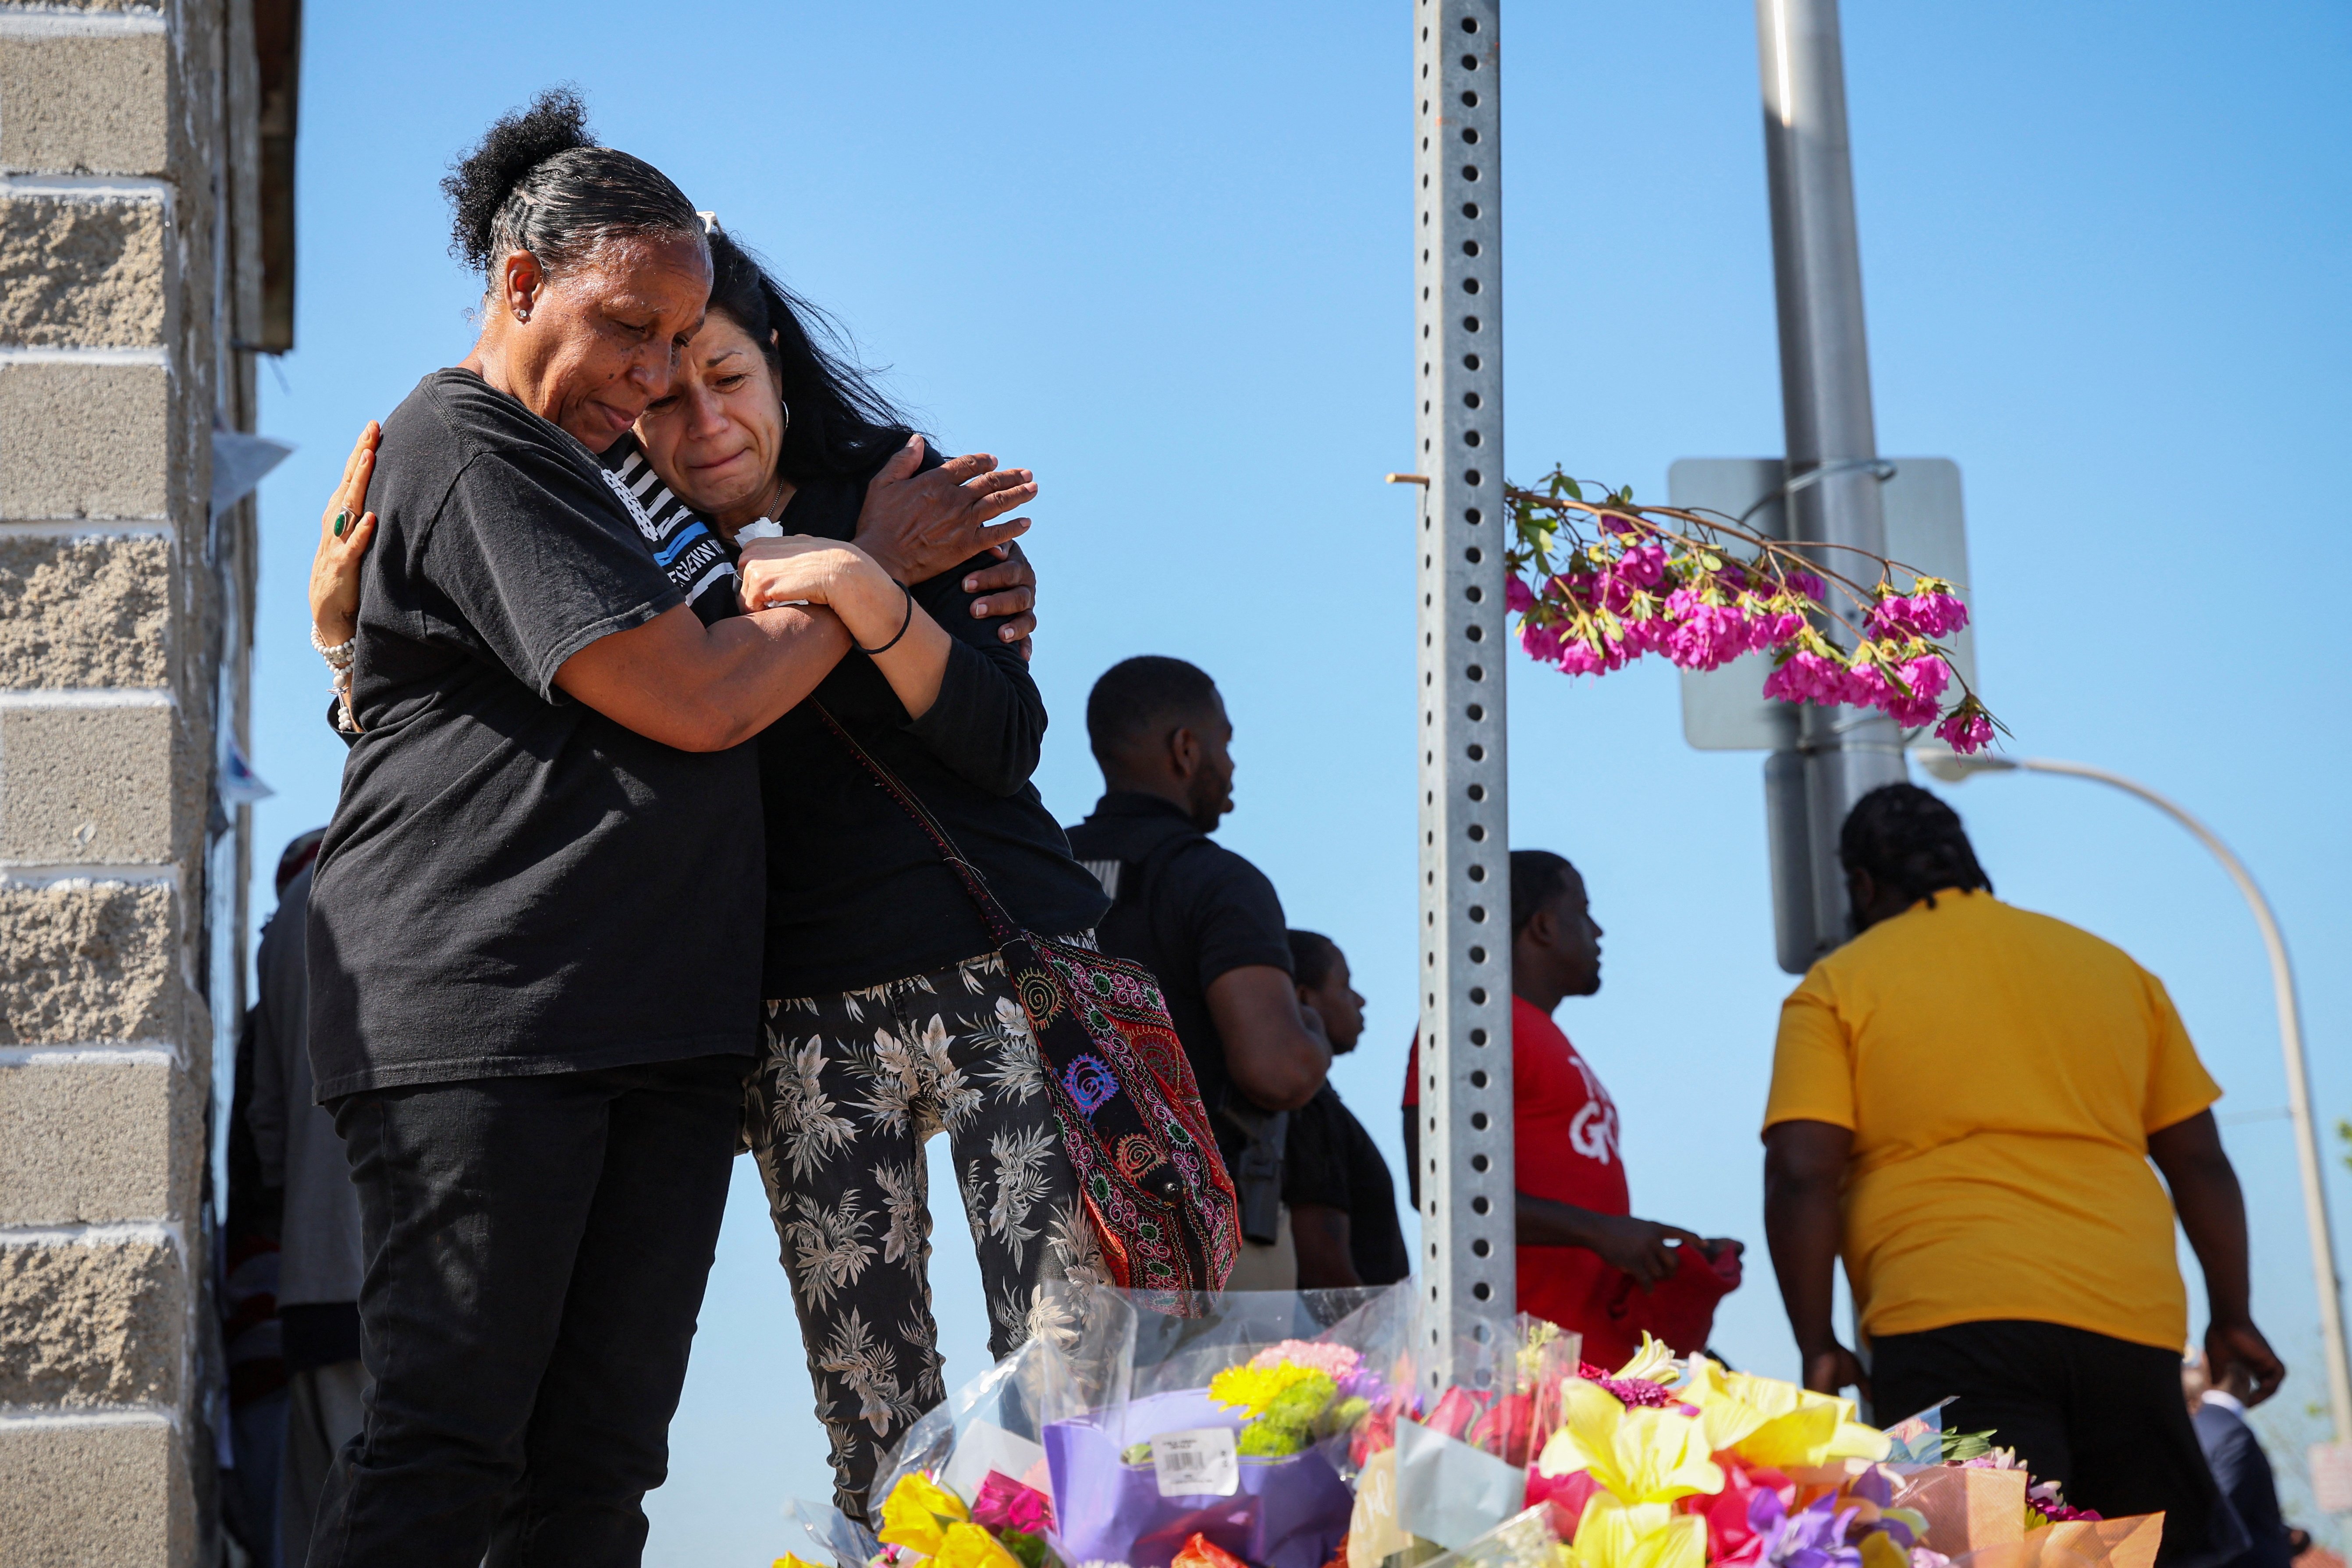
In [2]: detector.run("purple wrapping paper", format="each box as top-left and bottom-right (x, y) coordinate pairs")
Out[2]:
(1045, 1390), (1354, 1568)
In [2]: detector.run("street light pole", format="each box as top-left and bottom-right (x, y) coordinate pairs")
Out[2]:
(1917, 747), (2352, 1469)
(1756, 0), (1908, 967)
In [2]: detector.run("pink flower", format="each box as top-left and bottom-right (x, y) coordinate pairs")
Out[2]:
(1869, 592), (1970, 642)
(1247, 1340), (1364, 1382)
(1935, 707), (1994, 755)
(1520, 620), (1564, 664)
(1763, 651), (1846, 706)
(1506, 576), (1536, 615)
(1881, 655), (1951, 727)
(1616, 542), (1667, 589)
(1784, 570), (1826, 602)
(971, 1470), (1054, 1535)
(1842, 663), (1894, 711)
(1557, 639), (1606, 677)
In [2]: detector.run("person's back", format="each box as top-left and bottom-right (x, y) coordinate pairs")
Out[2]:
(1065, 656), (1329, 1288)
(1774, 887), (2213, 1345)
(1763, 783), (2281, 1567)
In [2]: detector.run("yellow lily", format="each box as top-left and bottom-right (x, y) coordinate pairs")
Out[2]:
(876, 1471), (970, 1557)
(1535, 1379), (1723, 1504)
(1567, 1495), (1709, 1568)
(934, 1522), (1024, 1568)
(1675, 1359), (1890, 1469)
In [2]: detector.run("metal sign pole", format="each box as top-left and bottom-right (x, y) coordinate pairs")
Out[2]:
(1756, 0), (1907, 963)
(1413, 0), (1515, 1388)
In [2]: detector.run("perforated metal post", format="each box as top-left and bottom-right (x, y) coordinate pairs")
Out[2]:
(1413, 0), (1514, 1389)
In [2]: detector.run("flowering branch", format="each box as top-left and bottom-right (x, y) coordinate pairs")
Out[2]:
(1503, 466), (2004, 754)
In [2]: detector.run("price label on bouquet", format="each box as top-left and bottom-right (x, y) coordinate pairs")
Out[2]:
(1151, 1427), (1239, 1497)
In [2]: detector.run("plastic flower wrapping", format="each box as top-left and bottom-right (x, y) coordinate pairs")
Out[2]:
(1502, 469), (2002, 755)
(775, 1288), (2160, 1568)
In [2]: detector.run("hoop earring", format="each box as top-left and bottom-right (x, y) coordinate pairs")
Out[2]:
(778, 396), (791, 438)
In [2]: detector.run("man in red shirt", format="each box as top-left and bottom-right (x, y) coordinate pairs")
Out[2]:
(1405, 851), (1739, 1364)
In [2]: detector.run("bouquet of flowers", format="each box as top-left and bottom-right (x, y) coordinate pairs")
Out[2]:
(1040, 1287), (1411, 1568)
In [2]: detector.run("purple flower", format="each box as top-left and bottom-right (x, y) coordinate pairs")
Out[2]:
(1506, 576), (1537, 615)
(1748, 1492), (1863, 1568)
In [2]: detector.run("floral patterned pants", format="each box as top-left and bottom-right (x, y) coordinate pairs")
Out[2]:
(747, 944), (1100, 1522)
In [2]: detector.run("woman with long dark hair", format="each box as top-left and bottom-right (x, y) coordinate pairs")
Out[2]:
(628, 227), (1119, 1518)
(297, 90), (956, 1566)
(310, 111), (1116, 1524)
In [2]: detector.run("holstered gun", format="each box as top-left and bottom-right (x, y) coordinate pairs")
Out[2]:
(1216, 1091), (1289, 1246)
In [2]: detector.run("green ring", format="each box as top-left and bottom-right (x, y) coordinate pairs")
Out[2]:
(333, 510), (350, 538)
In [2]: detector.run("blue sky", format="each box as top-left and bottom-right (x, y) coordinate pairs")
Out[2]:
(245, 4), (2352, 1561)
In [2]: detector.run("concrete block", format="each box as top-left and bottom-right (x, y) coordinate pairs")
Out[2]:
(0, 878), (175, 1044)
(0, 361), (171, 518)
(0, 704), (174, 864)
(0, 192), (164, 348)
(0, 33), (169, 176)
(0, 1233), (182, 1404)
(0, 1419), (189, 1566)
(0, 1053), (189, 1223)
(0, 533), (171, 688)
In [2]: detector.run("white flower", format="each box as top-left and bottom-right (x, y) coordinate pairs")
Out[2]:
(764, 1037), (856, 1182)
(874, 1158), (929, 1269)
(975, 997), (1047, 1106)
(785, 1191), (876, 1311)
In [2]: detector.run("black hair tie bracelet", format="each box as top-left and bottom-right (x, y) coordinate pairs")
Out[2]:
(856, 580), (916, 656)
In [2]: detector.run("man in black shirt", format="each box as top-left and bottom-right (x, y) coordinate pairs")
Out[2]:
(1064, 657), (1329, 1290)
(1283, 931), (1410, 1288)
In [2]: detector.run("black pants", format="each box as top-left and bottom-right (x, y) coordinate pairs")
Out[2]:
(306, 1056), (744, 1568)
(1872, 1319), (2246, 1568)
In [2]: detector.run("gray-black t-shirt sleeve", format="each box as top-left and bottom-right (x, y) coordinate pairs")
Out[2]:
(429, 443), (682, 698)
(1176, 848), (1295, 992)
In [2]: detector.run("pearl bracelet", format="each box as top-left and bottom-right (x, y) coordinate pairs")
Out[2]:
(310, 624), (355, 670)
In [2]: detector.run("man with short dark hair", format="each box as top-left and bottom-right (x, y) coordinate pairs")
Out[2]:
(1404, 852), (1739, 1362)
(1066, 656), (1330, 1289)
(1764, 782), (2279, 1564)
(1283, 931), (1409, 1288)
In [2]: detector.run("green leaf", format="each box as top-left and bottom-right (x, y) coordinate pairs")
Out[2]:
(1563, 476), (1585, 502)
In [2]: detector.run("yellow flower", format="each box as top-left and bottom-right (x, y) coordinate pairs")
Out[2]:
(1612, 1333), (1681, 1387)
(1859, 1531), (1910, 1568)
(1208, 1362), (1321, 1419)
(1675, 1360), (1890, 1469)
(775, 1556), (829, 1568)
(1567, 1495), (1709, 1568)
(876, 1472), (970, 1557)
(934, 1522), (1023, 1568)
(1535, 1379), (1723, 1504)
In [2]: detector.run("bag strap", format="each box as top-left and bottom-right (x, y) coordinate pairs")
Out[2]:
(809, 703), (1023, 949)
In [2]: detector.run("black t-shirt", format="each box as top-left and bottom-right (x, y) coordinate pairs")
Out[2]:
(1062, 792), (1293, 1167)
(307, 369), (764, 1100)
(1283, 1084), (1410, 1285)
(753, 462), (1109, 997)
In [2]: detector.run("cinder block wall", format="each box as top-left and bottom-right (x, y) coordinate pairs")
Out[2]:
(0, 1), (264, 1562)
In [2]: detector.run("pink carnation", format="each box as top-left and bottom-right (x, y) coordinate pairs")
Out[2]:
(1247, 1340), (1363, 1382)
(972, 1469), (1055, 1534)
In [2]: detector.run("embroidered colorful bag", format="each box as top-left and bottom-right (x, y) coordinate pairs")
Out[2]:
(816, 708), (1240, 1308)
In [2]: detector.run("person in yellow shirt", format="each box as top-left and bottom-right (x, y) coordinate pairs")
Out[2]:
(1763, 784), (2282, 1564)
